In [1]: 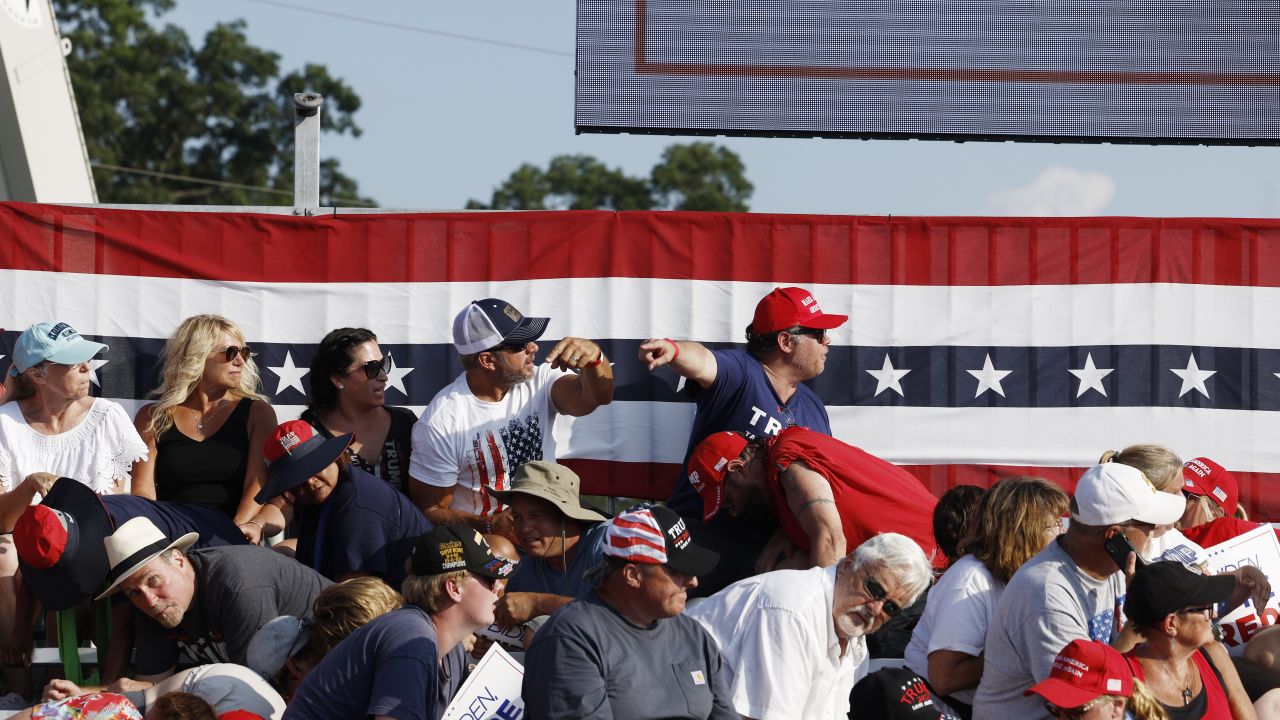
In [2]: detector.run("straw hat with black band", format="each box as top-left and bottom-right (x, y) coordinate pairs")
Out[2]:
(14, 477), (114, 610)
(96, 517), (198, 600)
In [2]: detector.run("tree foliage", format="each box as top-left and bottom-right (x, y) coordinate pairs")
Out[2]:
(57, 0), (373, 206)
(468, 142), (753, 212)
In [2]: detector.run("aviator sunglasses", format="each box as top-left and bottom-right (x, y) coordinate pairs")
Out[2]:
(219, 346), (253, 362)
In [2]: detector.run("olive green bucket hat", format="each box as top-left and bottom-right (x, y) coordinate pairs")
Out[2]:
(486, 460), (607, 523)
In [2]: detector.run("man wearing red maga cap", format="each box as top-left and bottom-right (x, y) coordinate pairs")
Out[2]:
(688, 427), (942, 570)
(1025, 639), (1136, 720)
(638, 286), (847, 593)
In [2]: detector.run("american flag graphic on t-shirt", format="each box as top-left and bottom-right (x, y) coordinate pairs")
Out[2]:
(470, 413), (545, 514)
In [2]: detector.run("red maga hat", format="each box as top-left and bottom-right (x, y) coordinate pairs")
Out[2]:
(1182, 456), (1239, 517)
(750, 287), (848, 334)
(687, 432), (749, 522)
(1025, 639), (1133, 709)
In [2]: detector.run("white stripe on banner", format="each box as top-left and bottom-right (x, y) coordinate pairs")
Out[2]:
(6, 270), (1280, 347)
(105, 399), (1280, 473)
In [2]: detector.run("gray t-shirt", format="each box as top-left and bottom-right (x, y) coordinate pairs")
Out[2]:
(523, 591), (737, 720)
(134, 545), (332, 676)
(972, 538), (1125, 720)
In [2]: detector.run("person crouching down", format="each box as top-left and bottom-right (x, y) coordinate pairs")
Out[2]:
(283, 525), (514, 720)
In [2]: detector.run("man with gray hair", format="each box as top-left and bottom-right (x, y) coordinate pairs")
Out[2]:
(688, 532), (933, 720)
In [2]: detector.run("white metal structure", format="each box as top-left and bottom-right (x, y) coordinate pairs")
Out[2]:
(0, 0), (94, 202)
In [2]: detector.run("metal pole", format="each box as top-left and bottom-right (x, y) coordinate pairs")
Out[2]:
(292, 92), (323, 214)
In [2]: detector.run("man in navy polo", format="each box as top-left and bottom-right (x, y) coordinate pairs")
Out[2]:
(637, 286), (847, 594)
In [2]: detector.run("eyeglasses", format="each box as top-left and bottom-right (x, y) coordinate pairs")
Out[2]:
(1178, 604), (1215, 618)
(1044, 517), (1067, 534)
(784, 326), (826, 342)
(217, 346), (253, 362)
(1045, 695), (1121, 719)
(863, 576), (903, 618)
(348, 355), (392, 380)
(485, 340), (529, 354)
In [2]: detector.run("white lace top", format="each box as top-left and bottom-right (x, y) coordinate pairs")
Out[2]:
(0, 398), (148, 499)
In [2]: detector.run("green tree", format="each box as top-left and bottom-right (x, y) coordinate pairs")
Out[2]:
(57, 0), (373, 206)
(650, 142), (752, 212)
(468, 142), (752, 212)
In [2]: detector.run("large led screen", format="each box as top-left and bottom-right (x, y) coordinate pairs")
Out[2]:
(576, 0), (1280, 144)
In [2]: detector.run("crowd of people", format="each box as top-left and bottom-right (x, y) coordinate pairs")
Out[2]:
(0, 287), (1276, 719)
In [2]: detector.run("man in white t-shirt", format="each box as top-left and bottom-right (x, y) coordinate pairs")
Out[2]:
(688, 533), (933, 720)
(409, 298), (614, 537)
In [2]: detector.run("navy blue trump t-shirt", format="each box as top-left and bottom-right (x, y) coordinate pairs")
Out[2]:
(667, 348), (832, 516)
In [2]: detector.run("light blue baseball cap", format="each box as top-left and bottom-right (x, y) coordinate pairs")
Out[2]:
(8, 321), (108, 377)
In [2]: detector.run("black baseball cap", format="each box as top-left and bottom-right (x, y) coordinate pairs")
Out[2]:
(1124, 560), (1235, 627)
(410, 525), (516, 580)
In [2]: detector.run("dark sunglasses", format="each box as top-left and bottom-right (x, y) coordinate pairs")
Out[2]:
(470, 572), (498, 591)
(784, 326), (826, 341)
(485, 340), (529, 354)
(863, 576), (902, 618)
(219, 346), (253, 362)
(348, 355), (392, 380)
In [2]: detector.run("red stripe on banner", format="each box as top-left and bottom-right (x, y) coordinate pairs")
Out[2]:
(6, 204), (1280, 286)
(568, 459), (1280, 522)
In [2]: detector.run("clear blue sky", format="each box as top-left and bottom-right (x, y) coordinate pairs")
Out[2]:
(165, 0), (1280, 217)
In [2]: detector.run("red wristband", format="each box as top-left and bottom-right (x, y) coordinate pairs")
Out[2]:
(664, 338), (680, 361)
(586, 350), (604, 368)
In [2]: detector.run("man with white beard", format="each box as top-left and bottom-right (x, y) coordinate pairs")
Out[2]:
(688, 533), (933, 720)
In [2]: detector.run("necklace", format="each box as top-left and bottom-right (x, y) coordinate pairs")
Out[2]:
(193, 399), (227, 431)
(1150, 656), (1196, 705)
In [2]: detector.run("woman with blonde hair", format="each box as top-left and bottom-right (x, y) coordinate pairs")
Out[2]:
(904, 476), (1069, 718)
(1099, 445), (1208, 568)
(130, 315), (279, 542)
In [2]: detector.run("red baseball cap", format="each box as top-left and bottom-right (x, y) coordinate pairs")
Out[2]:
(1182, 457), (1239, 516)
(687, 432), (749, 522)
(1025, 639), (1133, 708)
(750, 287), (848, 334)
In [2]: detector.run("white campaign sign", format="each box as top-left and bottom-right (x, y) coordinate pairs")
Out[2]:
(442, 643), (526, 720)
(1202, 524), (1280, 655)
(475, 622), (525, 649)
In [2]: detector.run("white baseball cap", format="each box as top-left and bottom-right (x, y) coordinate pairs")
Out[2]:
(1072, 463), (1185, 526)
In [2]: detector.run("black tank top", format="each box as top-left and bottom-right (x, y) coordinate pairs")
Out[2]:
(153, 398), (253, 518)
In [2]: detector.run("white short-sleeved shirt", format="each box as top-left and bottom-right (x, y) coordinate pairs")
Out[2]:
(0, 398), (147, 498)
(409, 363), (566, 516)
(688, 565), (867, 720)
(904, 554), (1002, 706)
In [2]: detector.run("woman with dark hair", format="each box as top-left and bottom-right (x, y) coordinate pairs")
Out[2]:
(256, 420), (430, 587)
(904, 476), (1069, 718)
(300, 328), (416, 495)
(1122, 561), (1245, 720)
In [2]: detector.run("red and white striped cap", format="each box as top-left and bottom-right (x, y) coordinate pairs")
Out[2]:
(601, 505), (719, 578)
